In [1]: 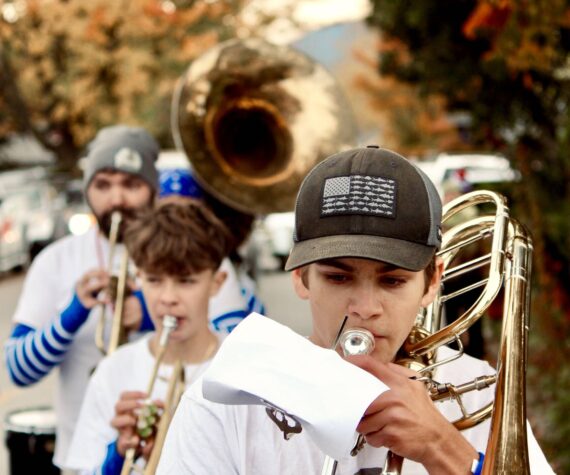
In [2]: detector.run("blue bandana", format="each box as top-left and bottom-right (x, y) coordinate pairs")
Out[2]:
(159, 168), (203, 199)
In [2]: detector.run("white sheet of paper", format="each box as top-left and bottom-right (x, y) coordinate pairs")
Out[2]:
(202, 313), (389, 460)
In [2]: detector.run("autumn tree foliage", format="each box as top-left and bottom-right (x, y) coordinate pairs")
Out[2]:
(352, 45), (468, 156)
(0, 0), (247, 170)
(367, 0), (570, 470)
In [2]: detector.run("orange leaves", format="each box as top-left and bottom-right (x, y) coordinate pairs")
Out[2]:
(462, 0), (568, 76)
(83, 6), (114, 45)
(0, 0), (247, 151)
(463, 0), (512, 39)
(353, 48), (464, 156)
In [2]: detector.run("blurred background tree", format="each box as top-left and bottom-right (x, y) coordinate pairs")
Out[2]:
(0, 0), (248, 171)
(367, 0), (570, 471)
(352, 46), (468, 156)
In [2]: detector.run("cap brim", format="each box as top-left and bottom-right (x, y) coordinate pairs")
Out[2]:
(284, 235), (436, 272)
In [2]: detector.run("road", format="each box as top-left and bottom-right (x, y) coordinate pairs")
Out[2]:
(0, 269), (311, 474)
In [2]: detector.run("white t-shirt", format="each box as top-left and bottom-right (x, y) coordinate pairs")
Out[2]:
(64, 333), (217, 472)
(156, 346), (555, 474)
(10, 226), (251, 467)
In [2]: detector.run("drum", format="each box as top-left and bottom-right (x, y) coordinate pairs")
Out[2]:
(4, 406), (60, 475)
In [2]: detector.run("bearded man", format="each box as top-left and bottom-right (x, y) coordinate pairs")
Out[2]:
(5, 125), (160, 468)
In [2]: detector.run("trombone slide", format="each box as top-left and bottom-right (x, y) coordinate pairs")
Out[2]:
(120, 317), (180, 475)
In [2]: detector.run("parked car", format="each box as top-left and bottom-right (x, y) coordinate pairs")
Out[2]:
(414, 152), (519, 197)
(0, 167), (66, 270)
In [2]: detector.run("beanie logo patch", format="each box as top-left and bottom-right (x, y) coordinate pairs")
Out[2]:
(114, 147), (143, 172)
(321, 175), (397, 218)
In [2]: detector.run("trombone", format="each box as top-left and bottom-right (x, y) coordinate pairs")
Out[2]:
(320, 190), (532, 474)
(95, 211), (130, 355)
(121, 316), (185, 475)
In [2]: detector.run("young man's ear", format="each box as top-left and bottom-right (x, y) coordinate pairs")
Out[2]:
(291, 267), (310, 300)
(421, 257), (444, 307)
(209, 270), (227, 297)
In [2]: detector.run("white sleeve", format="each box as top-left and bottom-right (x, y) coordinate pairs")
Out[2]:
(64, 359), (117, 471)
(157, 383), (238, 475)
(12, 244), (68, 328)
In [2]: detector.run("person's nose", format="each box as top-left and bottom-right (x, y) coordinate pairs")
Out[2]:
(159, 282), (179, 308)
(347, 282), (382, 321)
(108, 186), (127, 208)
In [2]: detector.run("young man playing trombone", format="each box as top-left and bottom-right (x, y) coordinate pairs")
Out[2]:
(157, 147), (553, 474)
(64, 200), (231, 474)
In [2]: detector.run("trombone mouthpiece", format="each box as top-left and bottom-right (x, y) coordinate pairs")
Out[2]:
(159, 316), (178, 347)
(111, 210), (122, 225)
(108, 211), (123, 246)
(339, 328), (375, 357)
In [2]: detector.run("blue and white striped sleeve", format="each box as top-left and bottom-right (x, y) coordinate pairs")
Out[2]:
(4, 293), (90, 386)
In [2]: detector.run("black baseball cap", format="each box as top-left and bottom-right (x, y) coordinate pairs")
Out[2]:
(284, 147), (442, 272)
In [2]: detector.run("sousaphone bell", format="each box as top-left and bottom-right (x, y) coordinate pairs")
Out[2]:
(171, 38), (359, 215)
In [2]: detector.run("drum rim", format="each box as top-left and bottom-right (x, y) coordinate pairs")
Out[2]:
(4, 406), (56, 435)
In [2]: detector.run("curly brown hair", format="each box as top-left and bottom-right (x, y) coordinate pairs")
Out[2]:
(124, 201), (231, 276)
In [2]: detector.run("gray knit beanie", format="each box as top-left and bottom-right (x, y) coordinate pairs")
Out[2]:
(83, 125), (160, 193)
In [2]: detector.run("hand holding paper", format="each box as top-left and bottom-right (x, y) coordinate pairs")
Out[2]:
(201, 313), (388, 460)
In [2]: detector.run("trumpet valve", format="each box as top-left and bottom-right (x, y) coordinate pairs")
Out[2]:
(136, 401), (161, 440)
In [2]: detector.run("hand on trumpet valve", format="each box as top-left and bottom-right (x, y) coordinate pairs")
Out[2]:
(136, 401), (160, 439)
(112, 390), (164, 460)
(76, 269), (110, 308)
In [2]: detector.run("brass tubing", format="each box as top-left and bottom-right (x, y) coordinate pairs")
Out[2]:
(107, 249), (129, 355)
(121, 317), (179, 475)
(481, 221), (531, 474)
(95, 211), (122, 354)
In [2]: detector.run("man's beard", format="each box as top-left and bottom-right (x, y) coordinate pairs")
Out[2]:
(96, 207), (139, 242)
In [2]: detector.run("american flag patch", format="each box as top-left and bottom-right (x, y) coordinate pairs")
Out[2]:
(321, 175), (397, 217)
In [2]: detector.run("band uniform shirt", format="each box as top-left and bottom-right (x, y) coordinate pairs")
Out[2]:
(156, 346), (555, 475)
(9, 226), (254, 467)
(64, 333), (219, 473)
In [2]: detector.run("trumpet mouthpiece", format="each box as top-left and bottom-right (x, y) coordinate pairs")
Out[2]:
(163, 315), (177, 330)
(339, 328), (375, 357)
(159, 316), (178, 346)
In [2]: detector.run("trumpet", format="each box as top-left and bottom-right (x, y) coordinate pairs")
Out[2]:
(322, 190), (531, 474)
(121, 315), (185, 475)
(95, 211), (130, 355)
